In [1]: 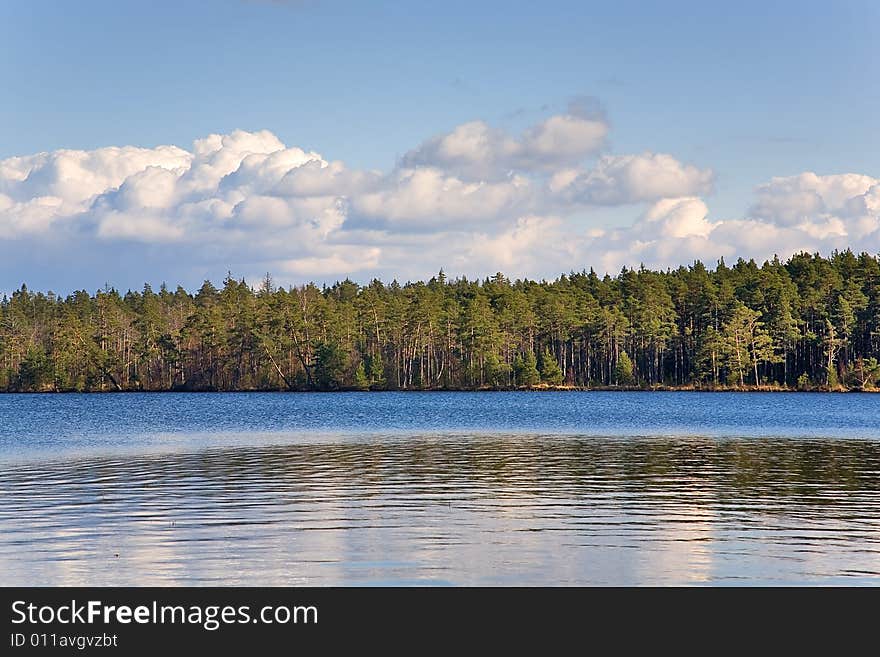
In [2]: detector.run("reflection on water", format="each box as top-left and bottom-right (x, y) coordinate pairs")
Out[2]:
(2, 435), (879, 585)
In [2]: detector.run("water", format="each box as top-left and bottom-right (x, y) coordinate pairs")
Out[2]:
(1, 391), (879, 585)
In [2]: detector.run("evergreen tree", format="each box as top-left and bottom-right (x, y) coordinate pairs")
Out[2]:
(539, 348), (564, 385)
(368, 354), (385, 387)
(314, 342), (347, 390)
(852, 357), (880, 389)
(353, 361), (370, 390)
(718, 304), (776, 386)
(826, 364), (840, 390)
(484, 352), (511, 388)
(3, 250), (880, 392)
(18, 345), (52, 391)
(514, 352), (541, 387)
(614, 351), (635, 385)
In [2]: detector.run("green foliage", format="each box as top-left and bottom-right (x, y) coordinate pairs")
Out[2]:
(852, 357), (880, 390)
(314, 342), (347, 390)
(797, 372), (811, 391)
(716, 303), (779, 386)
(18, 346), (52, 391)
(826, 364), (839, 389)
(483, 352), (511, 388)
(513, 352), (541, 387)
(368, 354), (385, 387)
(353, 361), (370, 390)
(614, 351), (635, 385)
(3, 249), (880, 392)
(539, 349), (564, 385)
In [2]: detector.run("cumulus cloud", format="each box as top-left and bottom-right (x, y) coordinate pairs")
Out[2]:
(730, 172), (880, 256)
(466, 216), (576, 272)
(274, 160), (381, 198)
(642, 197), (713, 239)
(401, 109), (608, 181)
(0, 145), (191, 206)
(0, 144), (190, 237)
(278, 246), (382, 277)
(571, 175), (880, 274)
(750, 172), (879, 230)
(0, 113), (877, 288)
(549, 152), (715, 205)
(350, 167), (535, 230)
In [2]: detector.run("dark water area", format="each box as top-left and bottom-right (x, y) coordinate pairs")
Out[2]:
(1, 392), (879, 585)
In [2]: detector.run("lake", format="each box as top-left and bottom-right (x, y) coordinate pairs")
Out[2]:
(1, 391), (879, 585)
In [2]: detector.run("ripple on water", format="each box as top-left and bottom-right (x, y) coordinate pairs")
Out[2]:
(1, 432), (880, 585)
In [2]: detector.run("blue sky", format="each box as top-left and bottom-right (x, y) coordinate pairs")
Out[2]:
(1, 0), (878, 291)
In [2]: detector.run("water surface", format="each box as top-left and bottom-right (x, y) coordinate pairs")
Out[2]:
(1, 392), (879, 585)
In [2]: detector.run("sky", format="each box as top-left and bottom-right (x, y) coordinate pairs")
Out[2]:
(1, 0), (878, 293)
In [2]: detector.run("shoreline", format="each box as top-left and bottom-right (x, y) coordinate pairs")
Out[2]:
(2, 385), (876, 394)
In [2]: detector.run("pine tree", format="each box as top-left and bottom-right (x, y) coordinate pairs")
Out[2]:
(614, 351), (635, 385)
(354, 361), (370, 390)
(539, 348), (563, 385)
(826, 364), (840, 390)
(314, 342), (347, 390)
(368, 354), (385, 386)
(853, 357), (880, 389)
(514, 352), (540, 387)
(718, 303), (778, 386)
(4, 251), (880, 392)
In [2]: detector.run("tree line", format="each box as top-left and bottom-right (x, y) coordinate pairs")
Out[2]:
(3, 250), (880, 392)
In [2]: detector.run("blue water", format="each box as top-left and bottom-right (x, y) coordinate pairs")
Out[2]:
(1, 392), (879, 585)
(2, 391), (880, 457)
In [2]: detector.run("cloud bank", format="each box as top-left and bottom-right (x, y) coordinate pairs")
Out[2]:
(1, 110), (878, 289)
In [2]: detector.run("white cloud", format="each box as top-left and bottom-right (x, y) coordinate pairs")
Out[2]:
(751, 172), (878, 225)
(97, 166), (181, 211)
(643, 197), (713, 239)
(0, 117), (877, 287)
(350, 167), (534, 230)
(735, 172), (880, 258)
(467, 216), (575, 272)
(0, 144), (190, 237)
(278, 246), (382, 277)
(0, 145), (191, 207)
(219, 145), (325, 196)
(550, 152), (714, 206)
(273, 160), (381, 198)
(0, 195), (65, 236)
(521, 114), (608, 164)
(401, 110), (608, 181)
(180, 129), (287, 198)
(847, 183), (880, 217)
(570, 176), (880, 274)
(96, 212), (185, 242)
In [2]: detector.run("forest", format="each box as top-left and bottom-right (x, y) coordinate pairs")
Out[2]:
(2, 250), (880, 393)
